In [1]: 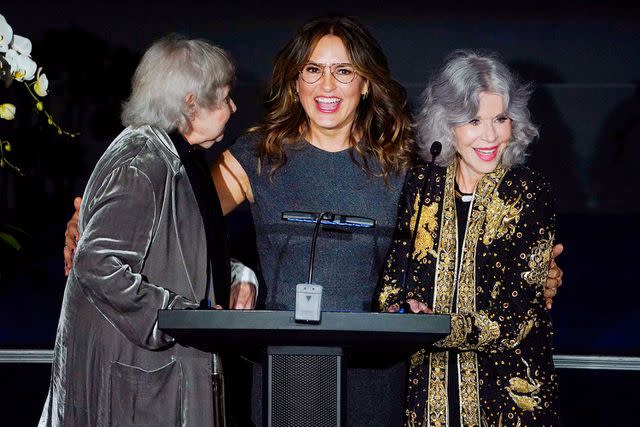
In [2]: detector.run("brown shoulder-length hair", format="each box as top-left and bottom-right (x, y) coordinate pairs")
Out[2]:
(251, 15), (415, 178)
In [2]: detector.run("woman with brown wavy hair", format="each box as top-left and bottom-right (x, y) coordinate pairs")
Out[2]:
(215, 14), (414, 426)
(215, 14), (415, 316)
(247, 15), (414, 180)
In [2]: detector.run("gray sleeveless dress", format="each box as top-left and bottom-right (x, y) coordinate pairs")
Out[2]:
(229, 133), (407, 426)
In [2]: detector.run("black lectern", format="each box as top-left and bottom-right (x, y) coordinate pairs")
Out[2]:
(158, 310), (450, 427)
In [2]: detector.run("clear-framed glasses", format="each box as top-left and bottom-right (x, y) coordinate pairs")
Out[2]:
(299, 62), (358, 84)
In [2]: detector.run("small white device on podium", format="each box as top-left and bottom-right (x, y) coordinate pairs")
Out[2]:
(281, 211), (376, 324)
(295, 283), (323, 322)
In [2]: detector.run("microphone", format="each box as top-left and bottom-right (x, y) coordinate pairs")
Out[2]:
(282, 211), (375, 228)
(430, 140), (443, 159)
(282, 210), (376, 322)
(282, 211), (376, 284)
(398, 141), (442, 313)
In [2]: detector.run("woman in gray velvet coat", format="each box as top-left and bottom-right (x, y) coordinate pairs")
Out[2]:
(39, 35), (251, 426)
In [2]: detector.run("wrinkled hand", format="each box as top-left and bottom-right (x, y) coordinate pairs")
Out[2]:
(64, 197), (83, 276)
(386, 299), (433, 314)
(229, 282), (256, 309)
(406, 299), (433, 314)
(545, 243), (564, 310)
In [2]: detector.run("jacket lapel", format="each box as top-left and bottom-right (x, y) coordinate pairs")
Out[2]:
(171, 170), (209, 302)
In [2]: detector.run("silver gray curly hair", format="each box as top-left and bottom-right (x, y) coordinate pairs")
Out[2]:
(416, 50), (538, 167)
(121, 33), (235, 133)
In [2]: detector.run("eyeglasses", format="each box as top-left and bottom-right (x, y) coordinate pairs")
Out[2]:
(299, 62), (358, 84)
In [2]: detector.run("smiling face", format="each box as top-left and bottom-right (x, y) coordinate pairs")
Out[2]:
(453, 91), (512, 191)
(182, 86), (236, 149)
(295, 35), (368, 148)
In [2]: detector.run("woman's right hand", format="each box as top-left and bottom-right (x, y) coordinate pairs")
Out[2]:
(64, 196), (83, 276)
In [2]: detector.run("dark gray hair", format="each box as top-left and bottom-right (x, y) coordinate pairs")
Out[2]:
(416, 50), (538, 167)
(121, 34), (235, 133)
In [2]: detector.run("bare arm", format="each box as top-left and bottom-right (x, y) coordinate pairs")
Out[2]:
(211, 150), (253, 215)
(214, 151), (257, 309)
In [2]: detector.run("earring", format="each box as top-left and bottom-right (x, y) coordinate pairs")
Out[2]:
(361, 91), (369, 99)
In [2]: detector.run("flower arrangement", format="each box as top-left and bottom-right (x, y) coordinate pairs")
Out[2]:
(0, 13), (77, 174)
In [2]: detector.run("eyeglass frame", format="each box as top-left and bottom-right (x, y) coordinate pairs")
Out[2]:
(298, 62), (359, 85)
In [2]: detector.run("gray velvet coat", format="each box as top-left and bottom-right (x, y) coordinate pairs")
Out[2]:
(39, 125), (218, 426)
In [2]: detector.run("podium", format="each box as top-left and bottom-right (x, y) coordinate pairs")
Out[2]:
(158, 310), (450, 426)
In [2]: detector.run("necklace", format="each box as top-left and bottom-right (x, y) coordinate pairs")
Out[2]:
(454, 182), (474, 202)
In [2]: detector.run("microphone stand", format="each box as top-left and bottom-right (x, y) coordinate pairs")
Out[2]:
(281, 210), (376, 322)
(307, 212), (331, 284)
(398, 141), (442, 313)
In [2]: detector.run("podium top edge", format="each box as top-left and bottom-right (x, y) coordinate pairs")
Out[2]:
(158, 309), (451, 335)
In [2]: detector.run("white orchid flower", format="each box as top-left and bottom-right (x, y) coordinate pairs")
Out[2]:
(5, 48), (36, 81)
(11, 34), (32, 57)
(34, 68), (48, 96)
(0, 14), (13, 53)
(0, 103), (16, 120)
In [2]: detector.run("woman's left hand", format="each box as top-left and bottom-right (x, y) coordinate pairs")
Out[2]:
(407, 299), (433, 314)
(545, 243), (564, 310)
(385, 299), (433, 314)
(229, 282), (256, 309)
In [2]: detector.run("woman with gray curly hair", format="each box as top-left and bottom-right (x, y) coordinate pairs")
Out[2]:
(40, 34), (255, 426)
(416, 50), (539, 169)
(379, 50), (562, 426)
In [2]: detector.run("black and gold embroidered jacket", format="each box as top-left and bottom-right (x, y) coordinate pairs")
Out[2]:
(378, 163), (562, 427)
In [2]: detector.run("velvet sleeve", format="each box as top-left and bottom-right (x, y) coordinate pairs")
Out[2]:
(73, 164), (197, 351)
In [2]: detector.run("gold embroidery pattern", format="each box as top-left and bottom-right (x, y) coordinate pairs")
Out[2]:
(482, 193), (523, 246)
(433, 164), (458, 314)
(436, 311), (500, 351)
(427, 165), (458, 427)
(501, 318), (535, 350)
(457, 164), (508, 427)
(427, 351), (449, 427)
(411, 198), (440, 262)
(506, 359), (543, 412)
(490, 281), (501, 299)
(378, 284), (400, 309)
(434, 313), (468, 348)
(458, 164), (507, 314)
(459, 351), (480, 426)
(410, 349), (425, 367)
(521, 232), (554, 286)
(472, 311), (501, 350)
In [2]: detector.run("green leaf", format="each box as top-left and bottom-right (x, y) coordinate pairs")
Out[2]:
(0, 232), (21, 251)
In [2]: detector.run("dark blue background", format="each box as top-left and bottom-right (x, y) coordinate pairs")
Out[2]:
(0, 2), (638, 424)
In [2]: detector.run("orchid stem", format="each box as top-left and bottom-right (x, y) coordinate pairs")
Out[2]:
(20, 81), (79, 138)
